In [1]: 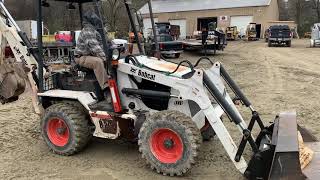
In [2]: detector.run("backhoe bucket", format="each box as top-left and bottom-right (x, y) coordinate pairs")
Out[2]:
(245, 112), (320, 179)
(0, 63), (28, 104)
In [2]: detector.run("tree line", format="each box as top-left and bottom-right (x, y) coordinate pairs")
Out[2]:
(279, 0), (320, 35)
(5, 0), (148, 38)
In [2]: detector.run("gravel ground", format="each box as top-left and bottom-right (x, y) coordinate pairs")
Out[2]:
(1, 39), (319, 180)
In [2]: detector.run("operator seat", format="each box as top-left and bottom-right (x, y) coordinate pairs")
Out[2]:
(67, 63), (104, 101)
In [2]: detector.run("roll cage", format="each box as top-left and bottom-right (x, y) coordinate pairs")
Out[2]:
(35, 0), (157, 92)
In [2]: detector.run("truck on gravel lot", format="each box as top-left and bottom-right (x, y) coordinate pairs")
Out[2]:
(268, 25), (292, 47)
(145, 34), (183, 58)
(310, 23), (320, 47)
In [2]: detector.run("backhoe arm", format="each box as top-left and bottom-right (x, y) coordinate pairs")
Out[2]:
(0, 1), (41, 114)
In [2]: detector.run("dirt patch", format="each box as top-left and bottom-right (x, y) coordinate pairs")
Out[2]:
(1, 39), (319, 179)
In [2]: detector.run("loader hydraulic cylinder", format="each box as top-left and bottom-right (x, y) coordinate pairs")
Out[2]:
(122, 88), (171, 99)
(203, 72), (242, 125)
(220, 65), (251, 108)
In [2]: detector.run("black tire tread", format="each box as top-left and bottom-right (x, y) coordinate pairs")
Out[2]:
(41, 103), (90, 156)
(138, 110), (201, 176)
(287, 41), (292, 47)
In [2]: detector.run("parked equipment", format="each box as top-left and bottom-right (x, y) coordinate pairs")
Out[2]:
(226, 26), (238, 41)
(246, 23), (258, 41)
(305, 32), (312, 39)
(310, 23), (320, 47)
(268, 25), (292, 47)
(1, 0), (320, 179)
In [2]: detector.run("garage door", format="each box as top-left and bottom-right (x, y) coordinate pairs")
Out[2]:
(230, 16), (253, 36)
(143, 18), (158, 38)
(169, 19), (187, 40)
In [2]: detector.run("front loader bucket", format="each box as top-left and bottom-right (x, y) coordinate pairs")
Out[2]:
(268, 112), (305, 179)
(245, 112), (320, 179)
(204, 64), (319, 179)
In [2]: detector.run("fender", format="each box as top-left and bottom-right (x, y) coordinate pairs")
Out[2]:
(38, 90), (97, 110)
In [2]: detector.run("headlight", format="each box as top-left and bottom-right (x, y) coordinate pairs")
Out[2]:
(112, 49), (120, 60)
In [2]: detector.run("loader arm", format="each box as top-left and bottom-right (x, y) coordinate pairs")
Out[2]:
(118, 55), (320, 179)
(0, 2), (41, 114)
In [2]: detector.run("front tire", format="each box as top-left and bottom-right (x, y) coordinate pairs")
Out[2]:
(286, 41), (291, 47)
(174, 53), (181, 58)
(138, 111), (201, 176)
(41, 103), (91, 156)
(310, 39), (315, 48)
(268, 40), (272, 47)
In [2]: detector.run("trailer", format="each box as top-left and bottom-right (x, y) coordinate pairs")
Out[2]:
(182, 30), (226, 55)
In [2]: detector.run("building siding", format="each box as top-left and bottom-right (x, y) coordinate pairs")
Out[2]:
(143, 0), (279, 38)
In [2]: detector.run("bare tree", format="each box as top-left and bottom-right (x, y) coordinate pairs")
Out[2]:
(295, 0), (303, 27)
(101, 0), (126, 32)
(5, 0), (148, 37)
(311, 0), (320, 22)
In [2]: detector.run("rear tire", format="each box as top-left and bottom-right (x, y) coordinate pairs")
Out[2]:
(174, 53), (181, 58)
(138, 110), (201, 176)
(268, 41), (272, 47)
(41, 103), (91, 156)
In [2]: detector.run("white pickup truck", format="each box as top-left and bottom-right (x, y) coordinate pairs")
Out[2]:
(311, 23), (320, 47)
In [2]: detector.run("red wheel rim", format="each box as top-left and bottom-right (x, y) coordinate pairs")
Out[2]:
(150, 128), (183, 163)
(47, 118), (70, 147)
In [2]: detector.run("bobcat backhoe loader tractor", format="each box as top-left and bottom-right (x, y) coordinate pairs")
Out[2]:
(0, 0), (319, 179)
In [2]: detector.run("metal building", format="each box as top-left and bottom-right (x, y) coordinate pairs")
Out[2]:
(140, 0), (279, 39)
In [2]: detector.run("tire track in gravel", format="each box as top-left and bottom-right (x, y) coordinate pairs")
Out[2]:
(259, 45), (285, 95)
